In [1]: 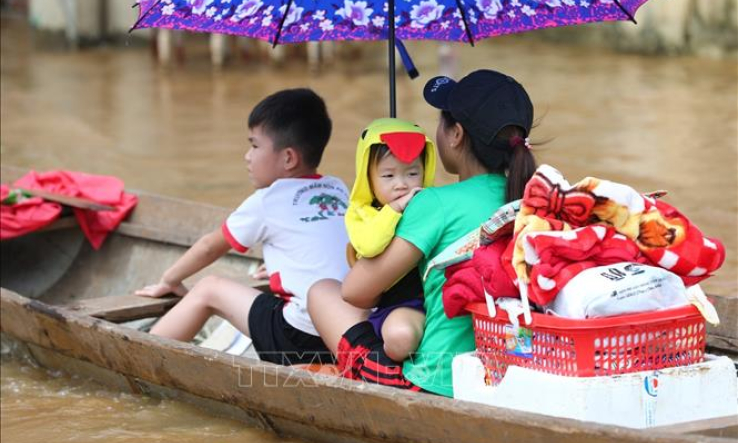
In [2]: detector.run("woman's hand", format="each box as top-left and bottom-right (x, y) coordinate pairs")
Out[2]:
(342, 237), (423, 309)
(135, 281), (188, 298)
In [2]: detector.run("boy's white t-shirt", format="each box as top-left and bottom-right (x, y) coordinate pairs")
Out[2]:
(222, 175), (350, 336)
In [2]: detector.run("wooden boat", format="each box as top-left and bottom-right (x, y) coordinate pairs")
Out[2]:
(2, 165), (736, 443)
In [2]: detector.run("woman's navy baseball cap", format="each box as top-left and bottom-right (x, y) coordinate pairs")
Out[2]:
(423, 70), (534, 145)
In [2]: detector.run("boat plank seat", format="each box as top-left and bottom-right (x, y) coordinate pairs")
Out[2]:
(65, 294), (180, 322)
(63, 278), (270, 323)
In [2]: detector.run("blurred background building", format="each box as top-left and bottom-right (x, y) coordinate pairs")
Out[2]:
(5, 0), (736, 59)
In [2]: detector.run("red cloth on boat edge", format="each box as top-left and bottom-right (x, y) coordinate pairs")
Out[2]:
(0, 170), (138, 249)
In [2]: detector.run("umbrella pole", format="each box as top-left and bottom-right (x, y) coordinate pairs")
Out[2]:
(388, 0), (396, 118)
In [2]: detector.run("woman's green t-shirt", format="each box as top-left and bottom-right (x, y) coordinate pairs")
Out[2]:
(395, 173), (506, 397)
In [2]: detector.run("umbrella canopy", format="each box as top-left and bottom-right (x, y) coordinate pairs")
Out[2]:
(132, 0), (649, 115)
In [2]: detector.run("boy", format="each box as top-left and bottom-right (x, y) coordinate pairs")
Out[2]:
(136, 88), (349, 365)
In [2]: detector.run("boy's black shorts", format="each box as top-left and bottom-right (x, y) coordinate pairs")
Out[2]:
(248, 292), (334, 366)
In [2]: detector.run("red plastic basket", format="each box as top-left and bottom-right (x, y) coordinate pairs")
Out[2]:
(466, 302), (706, 385)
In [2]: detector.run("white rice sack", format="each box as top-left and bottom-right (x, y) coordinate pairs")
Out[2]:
(547, 262), (690, 319)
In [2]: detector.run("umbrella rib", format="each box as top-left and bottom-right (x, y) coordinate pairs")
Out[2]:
(273, 0), (295, 47)
(453, 0), (475, 46)
(612, 0), (637, 24)
(128, 0), (162, 33)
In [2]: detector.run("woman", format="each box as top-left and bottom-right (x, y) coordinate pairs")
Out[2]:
(309, 69), (538, 396)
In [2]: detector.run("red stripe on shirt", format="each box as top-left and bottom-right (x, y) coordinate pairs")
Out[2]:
(221, 222), (249, 253)
(269, 272), (295, 304)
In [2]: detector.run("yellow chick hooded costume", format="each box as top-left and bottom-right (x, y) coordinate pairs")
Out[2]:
(346, 118), (436, 258)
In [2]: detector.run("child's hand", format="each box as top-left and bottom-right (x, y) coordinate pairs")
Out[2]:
(389, 187), (422, 213)
(251, 263), (269, 280)
(135, 281), (188, 298)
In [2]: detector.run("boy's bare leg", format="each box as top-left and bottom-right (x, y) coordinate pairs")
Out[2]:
(150, 275), (260, 341)
(381, 308), (425, 362)
(307, 279), (368, 355)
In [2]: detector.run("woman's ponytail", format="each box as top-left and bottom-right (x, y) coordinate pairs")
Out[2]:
(506, 137), (536, 202)
(466, 125), (537, 202)
(441, 109), (538, 202)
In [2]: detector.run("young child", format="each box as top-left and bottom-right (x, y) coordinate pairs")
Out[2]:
(135, 88), (350, 366)
(344, 118), (436, 362)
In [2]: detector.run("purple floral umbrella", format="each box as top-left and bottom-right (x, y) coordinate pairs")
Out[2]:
(131, 0), (649, 116)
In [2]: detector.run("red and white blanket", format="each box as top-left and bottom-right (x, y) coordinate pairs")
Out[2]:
(502, 165), (725, 305)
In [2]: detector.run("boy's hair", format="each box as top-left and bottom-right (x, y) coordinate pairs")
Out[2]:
(248, 88), (332, 169)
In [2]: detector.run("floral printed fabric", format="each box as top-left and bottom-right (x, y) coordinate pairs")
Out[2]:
(502, 164), (726, 306)
(134, 0), (649, 43)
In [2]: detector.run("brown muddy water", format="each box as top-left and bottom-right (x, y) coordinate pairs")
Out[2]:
(0, 358), (294, 443)
(1, 13), (737, 443)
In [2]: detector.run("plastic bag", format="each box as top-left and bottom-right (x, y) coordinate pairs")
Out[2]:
(546, 262), (689, 319)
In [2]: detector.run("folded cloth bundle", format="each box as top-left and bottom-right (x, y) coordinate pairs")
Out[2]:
(515, 225), (648, 305)
(1, 170), (138, 249)
(504, 165), (725, 304)
(639, 198), (725, 286)
(442, 237), (517, 318)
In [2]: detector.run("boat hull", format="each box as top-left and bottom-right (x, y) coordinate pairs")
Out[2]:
(2, 165), (736, 442)
(8, 288), (735, 443)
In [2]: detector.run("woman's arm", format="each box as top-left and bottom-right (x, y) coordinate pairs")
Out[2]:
(342, 236), (423, 309)
(135, 228), (231, 297)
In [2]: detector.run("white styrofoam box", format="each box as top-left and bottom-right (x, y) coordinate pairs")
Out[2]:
(452, 352), (738, 429)
(200, 320), (260, 359)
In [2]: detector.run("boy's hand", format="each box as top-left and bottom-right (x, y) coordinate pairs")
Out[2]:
(135, 281), (188, 298)
(389, 187), (422, 213)
(251, 264), (269, 280)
